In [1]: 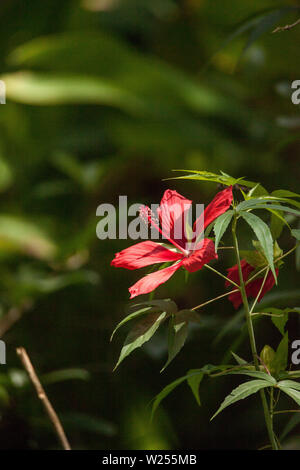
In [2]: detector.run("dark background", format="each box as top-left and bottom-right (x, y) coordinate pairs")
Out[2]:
(0, 0), (299, 450)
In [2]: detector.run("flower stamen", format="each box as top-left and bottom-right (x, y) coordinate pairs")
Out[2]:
(139, 205), (189, 256)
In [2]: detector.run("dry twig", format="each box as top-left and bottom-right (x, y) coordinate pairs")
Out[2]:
(272, 18), (300, 33)
(16, 347), (71, 450)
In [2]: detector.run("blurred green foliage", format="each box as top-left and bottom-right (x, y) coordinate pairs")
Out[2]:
(0, 0), (299, 450)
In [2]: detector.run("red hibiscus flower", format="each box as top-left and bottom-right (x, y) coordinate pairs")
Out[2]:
(111, 186), (233, 299)
(225, 260), (279, 309)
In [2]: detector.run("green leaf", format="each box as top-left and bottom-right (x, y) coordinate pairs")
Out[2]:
(169, 170), (261, 190)
(174, 309), (201, 324)
(270, 209), (289, 240)
(239, 249), (267, 268)
(187, 369), (204, 406)
(277, 381), (300, 407)
(110, 306), (153, 341)
(211, 379), (273, 420)
(273, 332), (289, 374)
(151, 364), (230, 418)
(240, 211), (276, 282)
(213, 210), (234, 252)
(269, 308), (289, 335)
(239, 201), (300, 218)
(280, 413), (300, 442)
(279, 370), (300, 380)
(277, 380), (300, 391)
(272, 190), (300, 199)
(231, 351), (248, 365)
(291, 229), (300, 241)
(161, 317), (188, 372)
(132, 299), (178, 316)
(151, 374), (190, 420)
(222, 369), (277, 384)
(160, 309), (200, 371)
(114, 311), (168, 370)
(237, 196), (300, 211)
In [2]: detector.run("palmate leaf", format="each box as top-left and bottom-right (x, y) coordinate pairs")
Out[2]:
(167, 170), (265, 192)
(113, 311), (168, 370)
(240, 212), (276, 282)
(213, 210), (234, 252)
(211, 379), (274, 421)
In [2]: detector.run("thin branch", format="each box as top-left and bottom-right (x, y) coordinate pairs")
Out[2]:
(16, 347), (71, 450)
(273, 409), (300, 415)
(273, 18), (300, 33)
(249, 268), (269, 314)
(203, 263), (240, 288)
(192, 288), (239, 311)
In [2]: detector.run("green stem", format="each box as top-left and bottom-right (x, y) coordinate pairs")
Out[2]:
(232, 213), (278, 450)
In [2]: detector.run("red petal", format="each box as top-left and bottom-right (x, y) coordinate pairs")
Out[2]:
(157, 189), (192, 246)
(226, 261), (278, 309)
(226, 260), (254, 309)
(194, 186), (233, 234)
(225, 260), (254, 288)
(182, 238), (218, 273)
(228, 291), (243, 310)
(246, 269), (278, 303)
(111, 241), (183, 270)
(129, 262), (183, 299)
